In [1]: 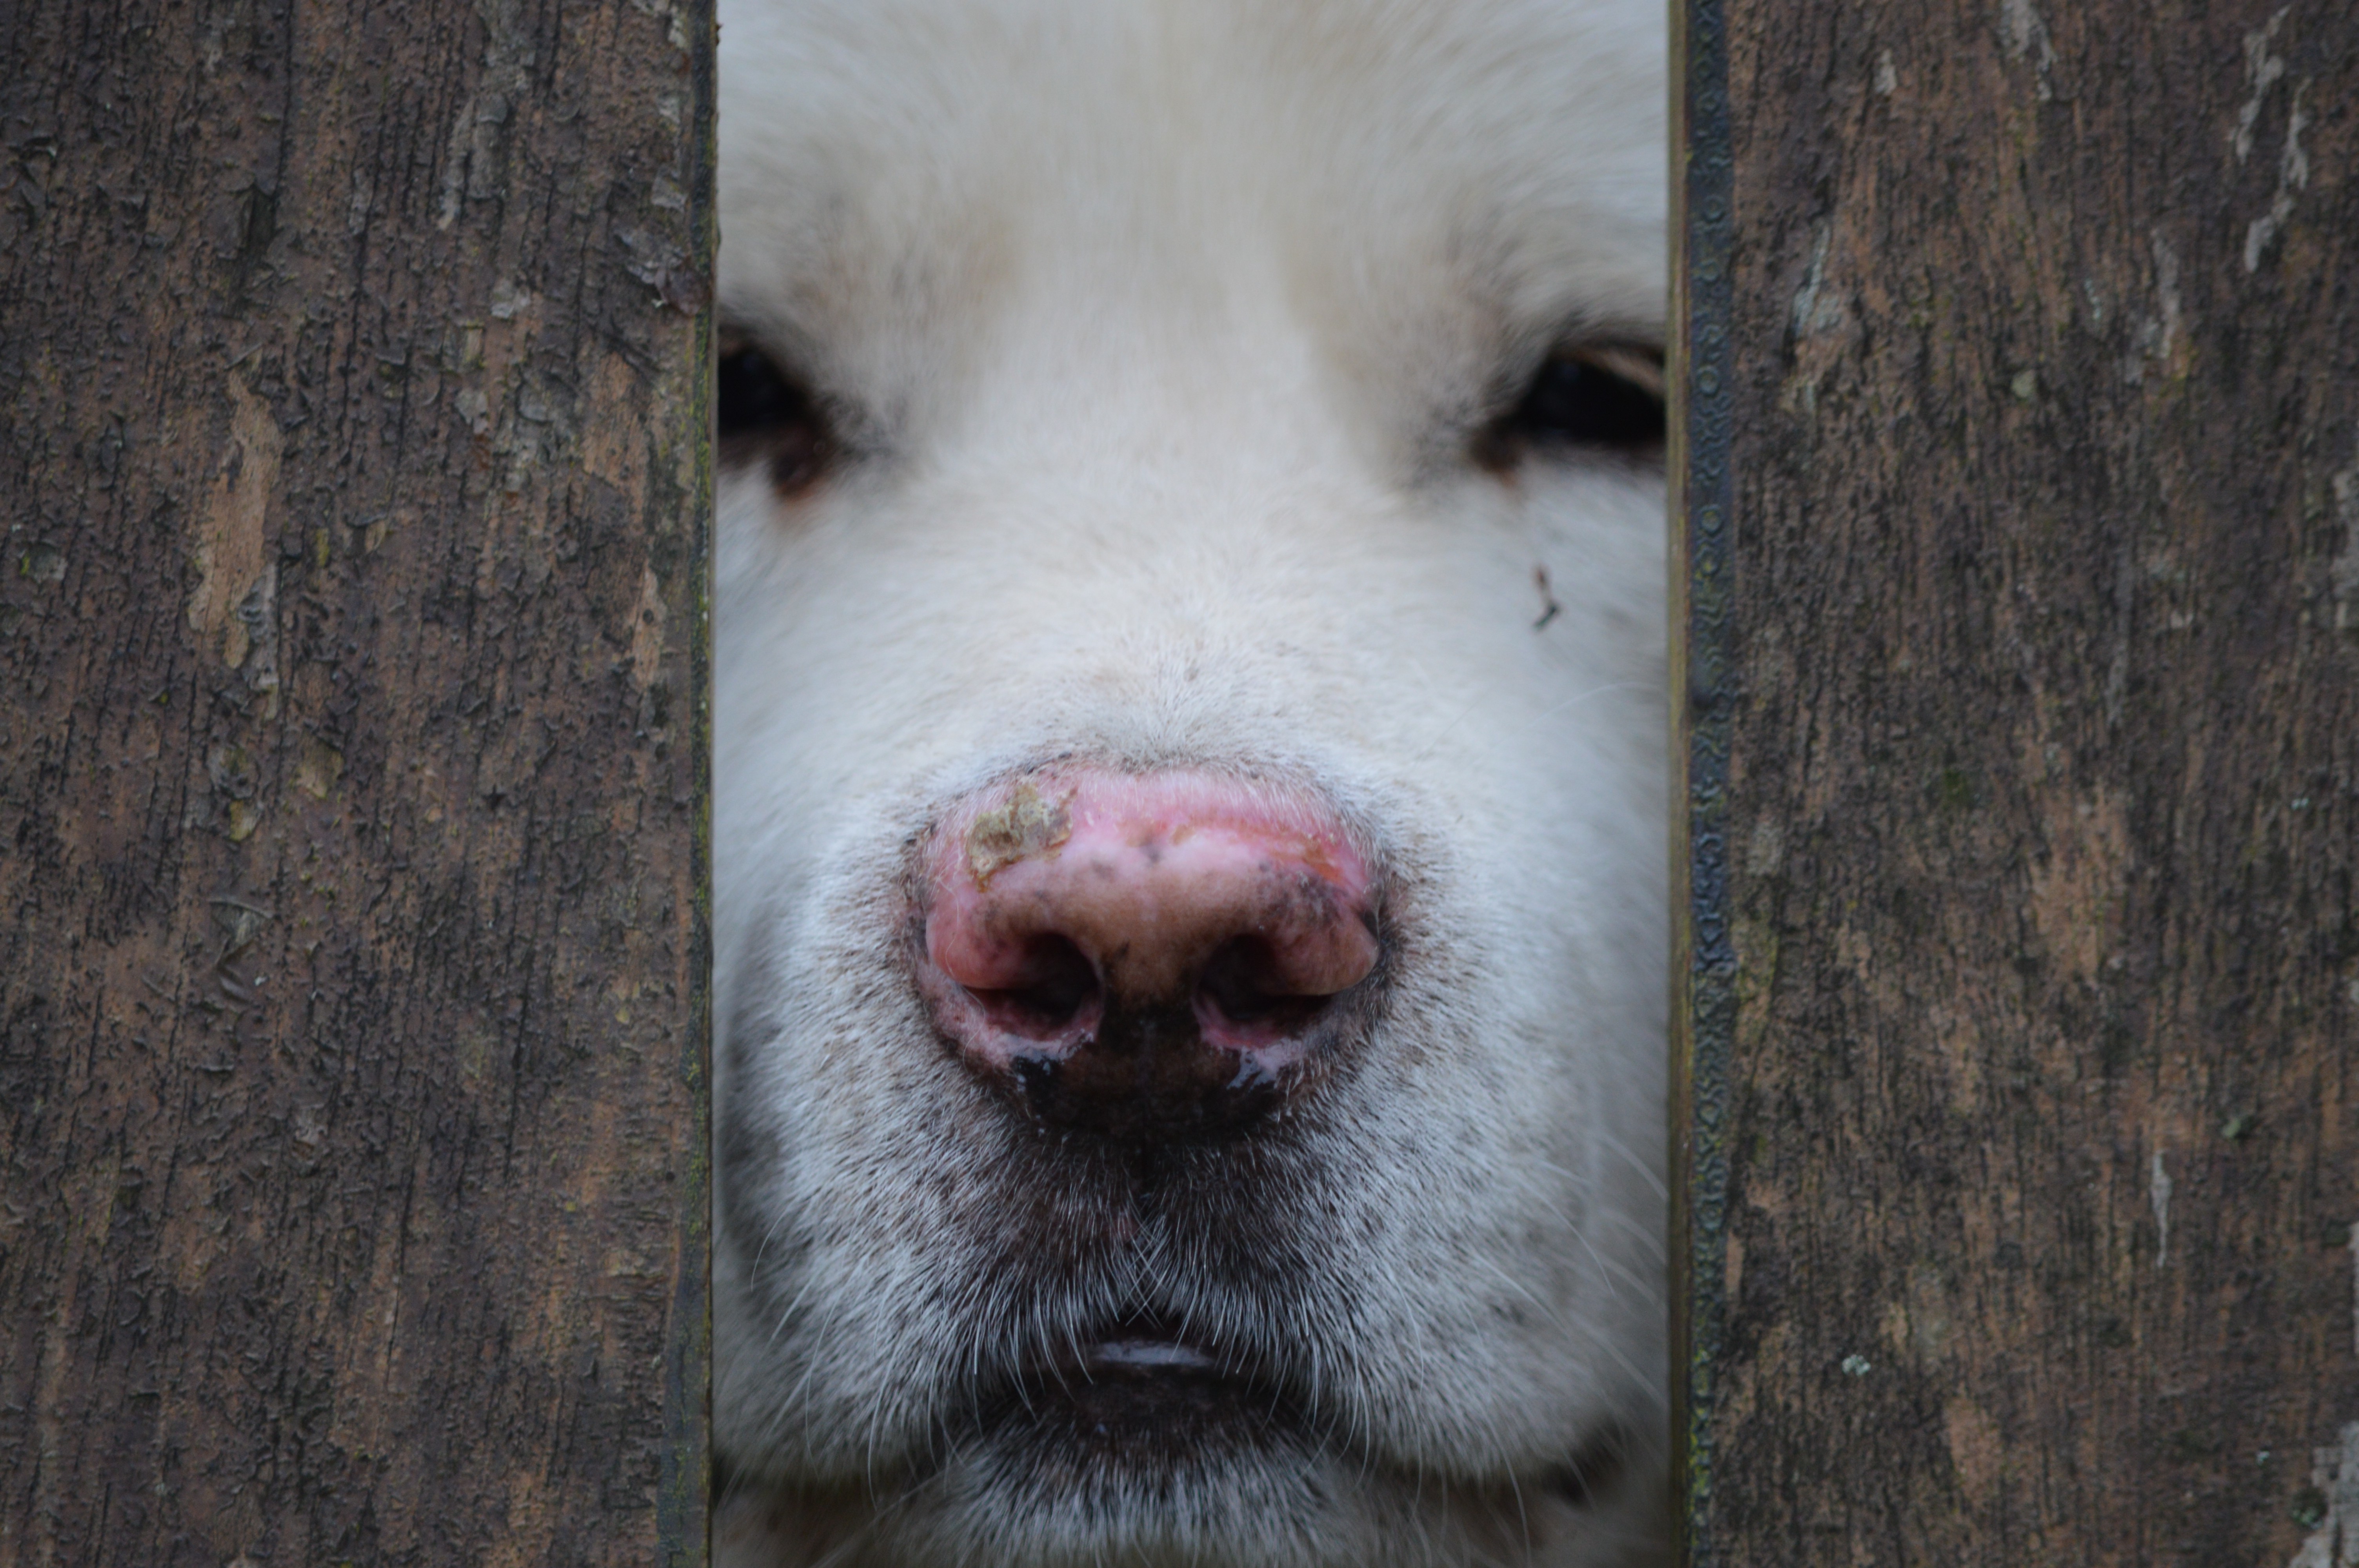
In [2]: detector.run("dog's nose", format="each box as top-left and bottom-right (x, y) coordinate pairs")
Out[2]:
(920, 769), (1380, 1142)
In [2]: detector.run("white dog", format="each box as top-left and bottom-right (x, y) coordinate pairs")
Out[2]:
(711, 2), (1669, 1563)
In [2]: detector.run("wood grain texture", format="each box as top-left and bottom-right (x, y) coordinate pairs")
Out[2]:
(0, 1), (712, 1563)
(1676, 0), (2359, 1563)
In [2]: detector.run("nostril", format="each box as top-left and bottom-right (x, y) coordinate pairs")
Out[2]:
(1197, 937), (1330, 1035)
(969, 933), (1098, 1038)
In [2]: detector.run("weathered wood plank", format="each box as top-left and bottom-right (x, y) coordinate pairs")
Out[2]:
(0, 2), (712, 1563)
(1677, 0), (2359, 1562)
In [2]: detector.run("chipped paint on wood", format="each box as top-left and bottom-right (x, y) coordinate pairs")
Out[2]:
(187, 377), (281, 664)
(2286, 1423), (2359, 1568)
(2244, 81), (2312, 272)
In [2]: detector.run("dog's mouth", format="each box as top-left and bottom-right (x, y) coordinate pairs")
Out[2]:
(1076, 1334), (1225, 1377)
(972, 1312), (1305, 1463)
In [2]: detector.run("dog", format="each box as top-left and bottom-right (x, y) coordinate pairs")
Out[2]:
(710, 1), (1669, 1563)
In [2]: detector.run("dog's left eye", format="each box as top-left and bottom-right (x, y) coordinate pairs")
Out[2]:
(718, 330), (833, 496)
(1478, 344), (1666, 468)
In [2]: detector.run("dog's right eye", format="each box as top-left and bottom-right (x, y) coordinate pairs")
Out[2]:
(718, 331), (833, 496)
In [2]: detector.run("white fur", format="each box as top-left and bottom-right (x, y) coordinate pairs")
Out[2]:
(712, 2), (1668, 1563)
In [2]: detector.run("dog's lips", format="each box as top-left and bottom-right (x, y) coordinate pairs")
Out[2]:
(1039, 1311), (1254, 1385)
(974, 1316), (1299, 1448)
(1077, 1336), (1226, 1377)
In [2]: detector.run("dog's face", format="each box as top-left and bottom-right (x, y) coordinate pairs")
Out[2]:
(711, 2), (1668, 1564)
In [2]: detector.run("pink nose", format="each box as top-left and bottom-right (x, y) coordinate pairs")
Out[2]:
(919, 769), (1380, 1139)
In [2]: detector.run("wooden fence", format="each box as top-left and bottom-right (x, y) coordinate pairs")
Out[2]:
(1675, 0), (2358, 1563)
(1, 1), (711, 1562)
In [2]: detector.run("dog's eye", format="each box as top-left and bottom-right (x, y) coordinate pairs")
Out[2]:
(718, 330), (833, 496)
(1479, 344), (1666, 468)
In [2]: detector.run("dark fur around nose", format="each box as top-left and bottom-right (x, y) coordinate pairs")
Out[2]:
(920, 770), (1382, 1144)
(1008, 1000), (1290, 1142)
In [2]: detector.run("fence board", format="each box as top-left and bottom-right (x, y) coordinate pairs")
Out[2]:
(1676, 0), (2359, 1563)
(0, 2), (712, 1563)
